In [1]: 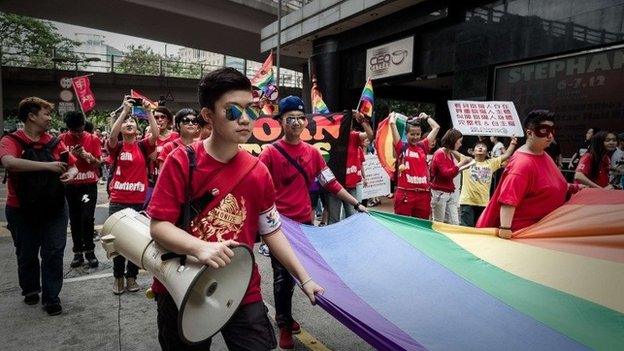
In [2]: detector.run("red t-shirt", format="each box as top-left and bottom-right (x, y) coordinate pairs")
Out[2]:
(107, 139), (155, 204)
(157, 138), (184, 164)
(259, 140), (343, 223)
(476, 151), (568, 231)
(59, 131), (102, 185)
(146, 132), (179, 182)
(345, 131), (365, 188)
(430, 148), (460, 193)
(147, 142), (281, 305)
(395, 139), (431, 190)
(0, 130), (76, 208)
(575, 153), (610, 188)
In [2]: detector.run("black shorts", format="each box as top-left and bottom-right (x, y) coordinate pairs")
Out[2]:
(156, 292), (277, 351)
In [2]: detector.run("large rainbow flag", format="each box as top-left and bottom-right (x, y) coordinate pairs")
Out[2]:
(282, 188), (623, 350)
(357, 78), (374, 118)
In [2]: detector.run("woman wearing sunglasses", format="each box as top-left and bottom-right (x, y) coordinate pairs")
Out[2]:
(476, 110), (581, 238)
(157, 108), (203, 167)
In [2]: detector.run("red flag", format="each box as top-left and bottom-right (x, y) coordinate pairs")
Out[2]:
(71, 75), (96, 113)
(130, 89), (158, 108)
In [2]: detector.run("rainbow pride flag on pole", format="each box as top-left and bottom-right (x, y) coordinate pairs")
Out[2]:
(311, 77), (330, 114)
(251, 51), (274, 93)
(282, 188), (624, 351)
(374, 113), (408, 177)
(357, 78), (374, 118)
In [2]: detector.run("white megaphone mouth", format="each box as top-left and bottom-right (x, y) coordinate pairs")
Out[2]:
(177, 245), (254, 345)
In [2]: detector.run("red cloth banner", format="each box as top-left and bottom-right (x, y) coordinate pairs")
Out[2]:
(71, 75), (96, 113)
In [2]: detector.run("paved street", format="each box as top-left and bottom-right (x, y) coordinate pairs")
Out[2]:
(0, 179), (388, 350)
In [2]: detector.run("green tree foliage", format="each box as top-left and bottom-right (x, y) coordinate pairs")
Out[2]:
(0, 12), (81, 68)
(115, 45), (161, 75)
(116, 45), (201, 78)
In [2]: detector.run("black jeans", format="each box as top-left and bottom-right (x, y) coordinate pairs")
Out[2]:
(66, 183), (97, 253)
(156, 292), (276, 351)
(109, 202), (142, 279)
(270, 255), (296, 329)
(6, 205), (68, 305)
(460, 205), (485, 227)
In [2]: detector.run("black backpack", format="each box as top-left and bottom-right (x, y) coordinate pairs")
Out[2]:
(6, 134), (66, 215)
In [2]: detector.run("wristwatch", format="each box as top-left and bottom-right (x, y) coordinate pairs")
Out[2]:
(353, 202), (362, 211)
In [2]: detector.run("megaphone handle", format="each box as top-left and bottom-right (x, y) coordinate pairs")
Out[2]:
(161, 252), (187, 266)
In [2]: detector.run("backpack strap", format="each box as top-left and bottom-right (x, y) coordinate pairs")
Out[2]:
(45, 137), (61, 151)
(180, 145), (197, 231)
(272, 142), (310, 187)
(179, 147), (259, 231)
(5, 133), (30, 151)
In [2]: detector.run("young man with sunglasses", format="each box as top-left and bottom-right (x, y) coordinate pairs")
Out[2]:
(157, 108), (203, 166)
(258, 95), (366, 349)
(60, 111), (102, 268)
(477, 110), (581, 238)
(147, 69), (323, 350)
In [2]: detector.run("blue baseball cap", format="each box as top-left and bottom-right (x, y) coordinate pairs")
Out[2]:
(275, 95), (305, 119)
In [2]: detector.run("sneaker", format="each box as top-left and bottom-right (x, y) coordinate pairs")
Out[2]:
(70, 253), (84, 268)
(113, 278), (125, 295)
(84, 251), (99, 268)
(278, 327), (294, 350)
(24, 293), (39, 305)
(126, 277), (140, 292)
(292, 320), (301, 334)
(258, 243), (270, 257)
(44, 303), (62, 316)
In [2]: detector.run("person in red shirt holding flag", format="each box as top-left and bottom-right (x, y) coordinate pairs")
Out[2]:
(259, 95), (366, 349)
(145, 106), (178, 186)
(0, 97), (78, 316)
(60, 111), (102, 269)
(327, 111), (373, 224)
(477, 110), (582, 237)
(107, 96), (158, 294)
(389, 112), (441, 219)
(157, 108), (203, 166)
(148, 69), (323, 350)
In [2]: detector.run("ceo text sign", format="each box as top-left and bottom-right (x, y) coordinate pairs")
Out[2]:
(366, 37), (414, 79)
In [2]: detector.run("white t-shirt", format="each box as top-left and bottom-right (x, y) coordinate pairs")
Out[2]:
(491, 142), (505, 158)
(610, 148), (624, 182)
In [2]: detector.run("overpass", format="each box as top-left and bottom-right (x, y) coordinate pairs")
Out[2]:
(0, 0), (308, 69)
(1, 66), (302, 127)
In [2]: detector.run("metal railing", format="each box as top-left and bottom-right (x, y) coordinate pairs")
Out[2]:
(466, 6), (624, 45)
(0, 48), (303, 88)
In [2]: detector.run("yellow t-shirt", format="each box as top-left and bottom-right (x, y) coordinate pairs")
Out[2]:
(459, 157), (503, 206)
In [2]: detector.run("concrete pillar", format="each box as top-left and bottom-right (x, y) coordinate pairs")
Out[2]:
(300, 63), (311, 113)
(310, 36), (339, 112)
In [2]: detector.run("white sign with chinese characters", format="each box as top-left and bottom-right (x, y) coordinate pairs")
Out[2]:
(447, 101), (524, 137)
(366, 37), (414, 79)
(361, 154), (391, 199)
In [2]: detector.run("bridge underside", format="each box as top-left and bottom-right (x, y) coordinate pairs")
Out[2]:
(0, 0), (306, 69)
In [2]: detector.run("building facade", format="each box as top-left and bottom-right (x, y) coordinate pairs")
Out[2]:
(262, 0), (624, 155)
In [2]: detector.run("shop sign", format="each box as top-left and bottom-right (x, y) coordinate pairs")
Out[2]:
(366, 37), (413, 79)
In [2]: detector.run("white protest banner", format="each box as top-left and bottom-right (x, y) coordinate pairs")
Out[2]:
(361, 154), (391, 199)
(447, 101), (524, 137)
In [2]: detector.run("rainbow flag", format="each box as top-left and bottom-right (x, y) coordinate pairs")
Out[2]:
(311, 78), (330, 114)
(282, 188), (624, 351)
(251, 51), (274, 93)
(374, 114), (408, 177)
(130, 89), (158, 109)
(357, 78), (374, 118)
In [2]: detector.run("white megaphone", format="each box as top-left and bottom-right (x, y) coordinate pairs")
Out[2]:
(100, 208), (254, 344)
